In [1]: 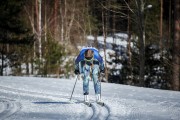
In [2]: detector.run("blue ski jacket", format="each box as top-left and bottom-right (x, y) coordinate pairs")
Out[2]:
(74, 47), (104, 73)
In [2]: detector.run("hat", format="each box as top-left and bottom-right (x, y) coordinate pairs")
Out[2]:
(84, 49), (94, 61)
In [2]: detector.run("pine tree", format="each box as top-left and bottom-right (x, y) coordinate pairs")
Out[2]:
(0, 0), (33, 75)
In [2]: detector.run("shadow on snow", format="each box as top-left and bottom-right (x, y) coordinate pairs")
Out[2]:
(33, 101), (81, 105)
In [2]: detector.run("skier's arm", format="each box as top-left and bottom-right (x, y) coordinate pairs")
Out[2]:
(74, 57), (80, 75)
(74, 63), (80, 74)
(99, 62), (105, 73)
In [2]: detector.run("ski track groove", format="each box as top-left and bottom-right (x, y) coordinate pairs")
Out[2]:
(128, 103), (141, 119)
(0, 85), (153, 120)
(0, 98), (21, 120)
(1, 81), (180, 120)
(0, 85), (93, 120)
(157, 101), (180, 120)
(0, 85), (78, 101)
(104, 104), (111, 120)
(0, 85), (111, 120)
(88, 102), (110, 120)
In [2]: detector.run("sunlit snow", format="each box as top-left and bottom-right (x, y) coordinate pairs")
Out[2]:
(0, 76), (180, 120)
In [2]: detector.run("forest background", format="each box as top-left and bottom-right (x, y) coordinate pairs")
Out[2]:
(0, 0), (179, 91)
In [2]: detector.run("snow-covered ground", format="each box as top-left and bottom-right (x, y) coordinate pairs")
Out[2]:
(0, 76), (180, 120)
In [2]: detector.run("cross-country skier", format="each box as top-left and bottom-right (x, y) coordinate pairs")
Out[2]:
(74, 46), (104, 105)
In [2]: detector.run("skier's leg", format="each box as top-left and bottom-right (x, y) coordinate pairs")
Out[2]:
(83, 76), (89, 95)
(83, 64), (91, 101)
(92, 65), (101, 102)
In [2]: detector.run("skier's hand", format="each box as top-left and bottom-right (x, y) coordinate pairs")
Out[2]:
(74, 69), (80, 75)
(100, 69), (105, 73)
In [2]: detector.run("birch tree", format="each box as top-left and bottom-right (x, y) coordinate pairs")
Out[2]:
(38, 0), (42, 61)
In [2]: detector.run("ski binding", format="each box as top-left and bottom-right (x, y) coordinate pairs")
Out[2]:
(97, 101), (104, 106)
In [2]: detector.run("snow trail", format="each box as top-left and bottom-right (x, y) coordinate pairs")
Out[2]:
(0, 76), (180, 120)
(0, 98), (21, 120)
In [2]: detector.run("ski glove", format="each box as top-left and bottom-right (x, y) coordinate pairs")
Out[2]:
(100, 69), (105, 73)
(74, 69), (80, 75)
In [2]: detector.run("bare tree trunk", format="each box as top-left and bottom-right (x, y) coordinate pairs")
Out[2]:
(35, 0), (39, 31)
(0, 45), (5, 76)
(44, 0), (48, 76)
(60, 0), (67, 42)
(38, 0), (42, 61)
(26, 61), (29, 76)
(136, 0), (145, 86)
(172, 0), (180, 91)
(159, 0), (163, 54)
(102, 4), (108, 82)
(32, 0), (36, 75)
(54, 0), (58, 40)
(168, 0), (172, 49)
(112, 0), (116, 44)
(87, 0), (92, 35)
(66, 8), (75, 44)
(44, 0), (47, 42)
(127, 1), (132, 83)
(60, 0), (64, 42)
(94, 34), (98, 48)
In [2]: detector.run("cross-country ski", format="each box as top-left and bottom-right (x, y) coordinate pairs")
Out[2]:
(97, 101), (105, 106)
(84, 102), (92, 107)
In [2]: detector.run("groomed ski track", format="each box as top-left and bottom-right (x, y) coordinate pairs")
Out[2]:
(0, 76), (180, 120)
(0, 98), (21, 120)
(0, 84), (110, 120)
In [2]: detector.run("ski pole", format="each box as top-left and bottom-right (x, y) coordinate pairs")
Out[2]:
(70, 75), (79, 101)
(100, 73), (102, 98)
